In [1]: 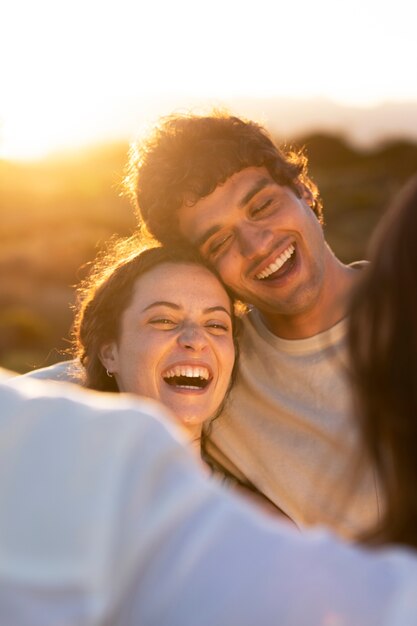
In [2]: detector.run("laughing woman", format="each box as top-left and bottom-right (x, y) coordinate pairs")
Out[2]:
(22, 238), (290, 518)
(72, 240), (238, 451)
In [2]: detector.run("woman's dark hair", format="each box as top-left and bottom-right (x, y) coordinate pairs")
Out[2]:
(348, 175), (417, 549)
(72, 237), (240, 400)
(125, 110), (322, 246)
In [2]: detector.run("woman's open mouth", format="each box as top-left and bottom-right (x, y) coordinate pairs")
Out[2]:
(162, 365), (212, 391)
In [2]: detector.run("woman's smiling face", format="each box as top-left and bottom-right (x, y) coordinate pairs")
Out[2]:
(100, 262), (236, 434)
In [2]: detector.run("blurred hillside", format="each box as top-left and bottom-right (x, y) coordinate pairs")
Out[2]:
(1, 134), (417, 373)
(0, 143), (136, 372)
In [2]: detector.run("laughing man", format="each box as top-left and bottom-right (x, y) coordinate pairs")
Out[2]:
(127, 112), (380, 538)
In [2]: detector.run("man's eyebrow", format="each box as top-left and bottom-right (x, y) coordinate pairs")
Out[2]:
(142, 301), (181, 312)
(195, 178), (271, 249)
(195, 225), (221, 248)
(238, 178), (270, 208)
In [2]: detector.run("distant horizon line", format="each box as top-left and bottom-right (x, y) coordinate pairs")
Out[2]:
(2, 96), (417, 163)
(3, 131), (417, 167)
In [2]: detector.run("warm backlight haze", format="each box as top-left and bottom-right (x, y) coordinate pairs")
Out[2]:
(2, 0), (417, 373)
(2, 0), (417, 160)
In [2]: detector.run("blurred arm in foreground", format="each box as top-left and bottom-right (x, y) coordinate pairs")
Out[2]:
(0, 371), (416, 626)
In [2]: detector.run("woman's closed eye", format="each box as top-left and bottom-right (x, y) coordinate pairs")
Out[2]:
(205, 320), (230, 335)
(148, 317), (178, 329)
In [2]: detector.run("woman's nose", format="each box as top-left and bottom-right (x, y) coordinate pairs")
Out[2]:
(177, 325), (207, 351)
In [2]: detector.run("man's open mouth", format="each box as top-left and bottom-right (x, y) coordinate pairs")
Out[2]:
(256, 243), (296, 281)
(162, 365), (211, 390)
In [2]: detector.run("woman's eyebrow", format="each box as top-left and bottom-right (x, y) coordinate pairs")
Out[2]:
(142, 302), (231, 318)
(204, 306), (232, 318)
(142, 301), (181, 312)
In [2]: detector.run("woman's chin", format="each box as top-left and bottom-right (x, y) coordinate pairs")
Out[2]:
(177, 410), (207, 429)
(171, 415), (203, 443)
(161, 395), (211, 426)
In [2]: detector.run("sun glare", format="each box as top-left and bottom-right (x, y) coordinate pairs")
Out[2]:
(2, 0), (416, 161)
(1, 125), (57, 161)
(1, 107), (95, 162)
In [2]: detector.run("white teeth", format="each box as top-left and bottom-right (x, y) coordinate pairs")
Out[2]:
(163, 366), (210, 380)
(256, 244), (295, 280)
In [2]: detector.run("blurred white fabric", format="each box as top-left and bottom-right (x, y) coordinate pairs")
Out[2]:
(0, 372), (417, 625)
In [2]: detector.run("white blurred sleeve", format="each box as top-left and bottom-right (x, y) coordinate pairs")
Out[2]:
(0, 375), (416, 626)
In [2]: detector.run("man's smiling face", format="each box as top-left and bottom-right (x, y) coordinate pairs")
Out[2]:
(178, 166), (329, 320)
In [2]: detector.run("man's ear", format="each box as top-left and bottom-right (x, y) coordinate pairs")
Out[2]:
(296, 182), (314, 208)
(99, 342), (119, 375)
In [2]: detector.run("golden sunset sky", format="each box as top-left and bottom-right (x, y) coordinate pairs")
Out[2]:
(1, 0), (416, 159)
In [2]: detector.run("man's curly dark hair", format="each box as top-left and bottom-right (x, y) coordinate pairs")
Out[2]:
(125, 110), (323, 246)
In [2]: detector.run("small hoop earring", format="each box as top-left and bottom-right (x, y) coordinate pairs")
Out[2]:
(106, 369), (113, 378)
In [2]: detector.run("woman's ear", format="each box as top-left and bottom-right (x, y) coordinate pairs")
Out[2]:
(99, 342), (119, 375)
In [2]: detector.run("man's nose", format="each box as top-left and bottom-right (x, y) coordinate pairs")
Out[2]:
(237, 225), (274, 259)
(177, 325), (207, 351)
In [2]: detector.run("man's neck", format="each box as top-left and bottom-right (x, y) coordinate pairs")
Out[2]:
(259, 260), (360, 340)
